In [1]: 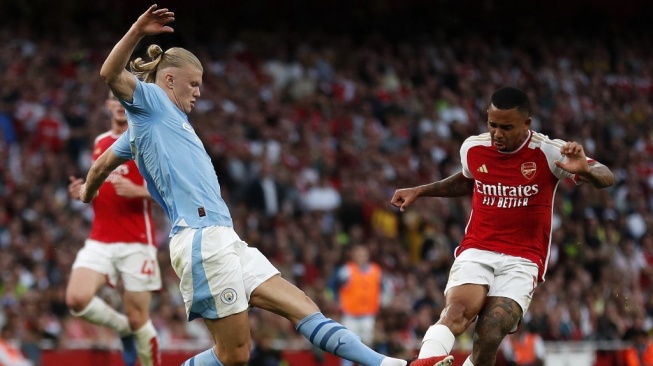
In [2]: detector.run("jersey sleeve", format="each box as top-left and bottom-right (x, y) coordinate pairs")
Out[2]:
(119, 76), (164, 127)
(460, 139), (474, 179)
(111, 129), (133, 160)
(541, 138), (585, 182)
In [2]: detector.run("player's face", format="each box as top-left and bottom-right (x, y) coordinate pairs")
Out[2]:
(487, 105), (531, 152)
(106, 96), (127, 124)
(170, 66), (203, 114)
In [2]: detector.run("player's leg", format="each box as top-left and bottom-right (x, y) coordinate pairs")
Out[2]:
(467, 297), (522, 366)
(171, 227), (253, 366)
(466, 257), (538, 366)
(180, 311), (251, 366)
(66, 241), (131, 336)
(340, 315), (377, 366)
(247, 262), (406, 366)
(123, 291), (159, 366)
(118, 244), (163, 366)
(410, 249), (498, 366)
(407, 284), (486, 366)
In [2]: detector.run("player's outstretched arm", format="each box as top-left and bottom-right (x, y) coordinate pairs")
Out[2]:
(80, 149), (129, 203)
(100, 4), (175, 102)
(391, 171), (474, 212)
(554, 141), (615, 189)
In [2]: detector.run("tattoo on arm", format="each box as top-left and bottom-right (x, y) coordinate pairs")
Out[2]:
(421, 172), (475, 197)
(580, 163), (615, 189)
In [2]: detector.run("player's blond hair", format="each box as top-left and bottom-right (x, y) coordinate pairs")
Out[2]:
(130, 44), (203, 83)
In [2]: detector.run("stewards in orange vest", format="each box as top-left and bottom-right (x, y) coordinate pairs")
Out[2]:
(334, 244), (383, 366)
(500, 325), (545, 366)
(0, 338), (32, 366)
(623, 328), (653, 366)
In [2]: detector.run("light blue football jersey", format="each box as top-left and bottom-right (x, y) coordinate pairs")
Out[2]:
(112, 76), (233, 234)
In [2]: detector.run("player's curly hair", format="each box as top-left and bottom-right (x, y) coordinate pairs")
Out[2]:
(130, 44), (203, 83)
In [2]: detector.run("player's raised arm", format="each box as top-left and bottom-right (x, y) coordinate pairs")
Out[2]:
(100, 4), (175, 102)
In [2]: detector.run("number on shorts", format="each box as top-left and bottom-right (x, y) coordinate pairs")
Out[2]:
(141, 260), (156, 276)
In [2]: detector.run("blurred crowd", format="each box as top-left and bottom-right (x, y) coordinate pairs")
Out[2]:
(0, 19), (652, 364)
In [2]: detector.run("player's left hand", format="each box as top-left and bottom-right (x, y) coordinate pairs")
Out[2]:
(554, 141), (590, 175)
(112, 176), (141, 198)
(68, 176), (83, 200)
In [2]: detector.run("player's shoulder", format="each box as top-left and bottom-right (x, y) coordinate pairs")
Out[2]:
(529, 131), (567, 153)
(462, 132), (492, 148)
(94, 130), (118, 145)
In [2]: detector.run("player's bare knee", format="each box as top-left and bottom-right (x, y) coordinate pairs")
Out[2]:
(65, 292), (91, 313)
(296, 294), (319, 318)
(126, 312), (148, 331)
(439, 304), (471, 335)
(301, 294), (318, 309)
(221, 344), (250, 366)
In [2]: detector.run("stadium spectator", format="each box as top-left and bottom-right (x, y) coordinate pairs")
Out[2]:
(500, 324), (545, 366)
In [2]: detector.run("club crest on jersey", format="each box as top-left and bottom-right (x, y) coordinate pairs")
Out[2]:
(521, 162), (537, 180)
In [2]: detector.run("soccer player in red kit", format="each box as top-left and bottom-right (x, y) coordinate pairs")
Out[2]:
(392, 87), (615, 366)
(67, 93), (161, 366)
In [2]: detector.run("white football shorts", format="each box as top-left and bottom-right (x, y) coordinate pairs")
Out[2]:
(445, 248), (539, 317)
(72, 239), (162, 292)
(169, 226), (279, 321)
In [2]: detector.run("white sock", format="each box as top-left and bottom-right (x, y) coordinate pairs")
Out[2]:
(133, 320), (160, 366)
(462, 356), (474, 366)
(380, 358), (407, 366)
(70, 296), (130, 336)
(418, 324), (455, 358)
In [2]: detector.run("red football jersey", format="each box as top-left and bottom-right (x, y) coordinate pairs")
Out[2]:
(458, 131), (593, 281)
(89, 131), (156, 246)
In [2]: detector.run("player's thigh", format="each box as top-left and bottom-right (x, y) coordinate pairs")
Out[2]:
(249, 274), (319, 325)
(115, 244), (162, 293)
(66, 267), (107, 302)
(68, 240), (116, 301)
(443, 252), (494, 322)
(204, 311), (251, 363)
(443, 284), (488, 321)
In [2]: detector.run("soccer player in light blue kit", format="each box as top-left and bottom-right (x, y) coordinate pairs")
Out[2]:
(79, 5), (420, 366)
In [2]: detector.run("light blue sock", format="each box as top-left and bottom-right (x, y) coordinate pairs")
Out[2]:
(296, 312), (384, 366)
(181, 348), (223, 366)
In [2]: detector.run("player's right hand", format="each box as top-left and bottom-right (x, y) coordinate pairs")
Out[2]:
(133, 4), (175, 36)
(391, 187), (419, 212)
(68, 176), (83, 200)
